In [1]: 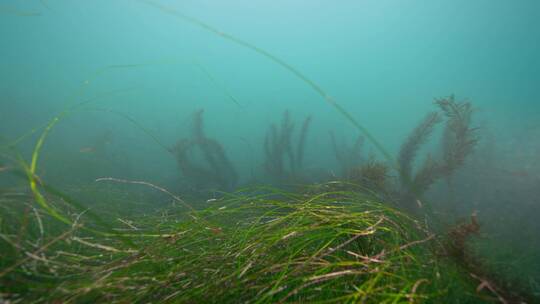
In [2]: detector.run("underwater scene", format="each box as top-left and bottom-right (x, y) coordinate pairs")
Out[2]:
(1, 1), (540, 303)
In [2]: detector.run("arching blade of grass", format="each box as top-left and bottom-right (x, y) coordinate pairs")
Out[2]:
(23, 89), (137, 225)
(15, 59), (178, 225)
(16, 155), (71, 225)
(193, 57), (243, 107)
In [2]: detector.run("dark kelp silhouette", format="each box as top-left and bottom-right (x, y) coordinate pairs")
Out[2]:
(398, 95), (478, 210)
(171, 110), (237, 192)
(263, 110), (312, 185)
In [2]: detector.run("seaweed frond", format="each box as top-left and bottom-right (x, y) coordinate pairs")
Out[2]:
(263, 110), (312, 185)
(398, 95), (478, 210)
(436, 95), (478, 172)
(172, 109), (238, 193)
(398, 112), (442, 187)
(345, 159), (390, 193)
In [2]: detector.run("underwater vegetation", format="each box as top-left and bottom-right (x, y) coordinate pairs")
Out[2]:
(263, 110), (312, 185)
(171, 109), (238, 193)
(323, 95), (477, 212)
(0, 179), (496, 303)
(397, 95), (478, 211)
(346, 160), (391, 195)
(329, 133), (390, 195)
(1, 2), (539, 302)
(3, 90), (535, 302)
(1, 96), (538, 303)
(2, 97), (536, 303)
(1, 59), (537, 302)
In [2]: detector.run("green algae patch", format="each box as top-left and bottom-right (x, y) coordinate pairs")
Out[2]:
(0, 185), (482, 303)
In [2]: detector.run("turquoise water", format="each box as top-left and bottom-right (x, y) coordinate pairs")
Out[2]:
(1, 1), (540, 300)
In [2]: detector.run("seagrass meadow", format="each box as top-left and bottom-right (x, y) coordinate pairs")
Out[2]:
(1, 1), (540, 303)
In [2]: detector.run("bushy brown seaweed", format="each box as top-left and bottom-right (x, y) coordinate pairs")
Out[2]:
(344, 159), (389, 193)
(398, 95), (478, 210)
(398, 112), (442, 188)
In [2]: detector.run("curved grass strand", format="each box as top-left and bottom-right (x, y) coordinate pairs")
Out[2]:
(16, 155), (71, 224)
(192, 57), (242, 107)
(25, 88), (137, 226)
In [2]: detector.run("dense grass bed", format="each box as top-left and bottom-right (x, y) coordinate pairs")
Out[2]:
(0, 183), (491, 303)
